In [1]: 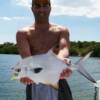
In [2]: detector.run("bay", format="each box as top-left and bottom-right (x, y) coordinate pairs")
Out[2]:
(0, 54), (100, 100)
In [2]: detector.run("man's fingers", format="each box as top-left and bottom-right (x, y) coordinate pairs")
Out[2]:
(60, 68), (72, 79)
(63, 58), (71, 64)
(20, 77), (33, 85)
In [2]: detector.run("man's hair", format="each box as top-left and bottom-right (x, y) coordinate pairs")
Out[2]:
(32, 0), (51, 8)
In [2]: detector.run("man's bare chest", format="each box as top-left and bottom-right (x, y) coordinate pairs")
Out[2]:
(28, 31), (59, 52)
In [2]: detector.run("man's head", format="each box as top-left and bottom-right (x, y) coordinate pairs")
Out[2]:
(32, 0), (51, 8)
(31, 0), (51, 22)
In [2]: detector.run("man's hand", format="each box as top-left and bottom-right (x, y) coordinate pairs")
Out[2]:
(60, 68), (72, 79)
(63, 58), (71, 66)
(60, 58), (72, 79)
(20, 77), (34, 85)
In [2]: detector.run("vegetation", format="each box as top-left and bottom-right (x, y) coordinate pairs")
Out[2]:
(70, 41), (100, 57)
(0, 41), (100, 57)
(0, 42), (18, 54)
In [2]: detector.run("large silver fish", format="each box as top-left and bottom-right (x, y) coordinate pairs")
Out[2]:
(11, 50), (96, 87)
(11, 50), (68, 86)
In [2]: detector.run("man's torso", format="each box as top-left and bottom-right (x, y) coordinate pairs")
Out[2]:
(22, 24), (64, 55)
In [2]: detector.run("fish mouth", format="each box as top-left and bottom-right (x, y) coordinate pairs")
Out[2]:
(11, 75), (17, 80)
(11, 73), (19, 80)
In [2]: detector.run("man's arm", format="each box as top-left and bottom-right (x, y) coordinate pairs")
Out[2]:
(57, 28), (72, 79)
(16, 30), (33, 84)
(57, 28), (70, 60)
(16, 30), (31, 58)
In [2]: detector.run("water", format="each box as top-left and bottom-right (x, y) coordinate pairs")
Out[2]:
(0, 54), (100, 100)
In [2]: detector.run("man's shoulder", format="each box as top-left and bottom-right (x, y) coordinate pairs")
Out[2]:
(50, 24), (69, 33)
(16, 26), (34, 36)
(17, 26), (34, 33)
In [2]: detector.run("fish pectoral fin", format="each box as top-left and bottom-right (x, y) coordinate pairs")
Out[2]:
(33, 68), (43, 73)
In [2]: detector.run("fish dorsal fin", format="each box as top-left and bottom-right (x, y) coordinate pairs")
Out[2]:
(47, 49), (54, 55)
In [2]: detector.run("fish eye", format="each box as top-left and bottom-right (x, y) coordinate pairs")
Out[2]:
(15, 68), (21, 72)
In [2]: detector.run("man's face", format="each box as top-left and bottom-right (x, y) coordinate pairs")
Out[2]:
(32, 0), (51, 18)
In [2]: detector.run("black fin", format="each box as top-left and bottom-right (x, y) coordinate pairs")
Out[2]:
(34, 68), (43, 73)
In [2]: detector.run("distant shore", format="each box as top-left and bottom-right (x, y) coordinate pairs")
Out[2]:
(0, 41), (100, 57)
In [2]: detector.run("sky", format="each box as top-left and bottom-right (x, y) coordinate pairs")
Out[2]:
(0, 0), (100, 44)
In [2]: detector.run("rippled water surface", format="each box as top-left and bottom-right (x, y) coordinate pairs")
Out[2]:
(0, 54), (100, 100)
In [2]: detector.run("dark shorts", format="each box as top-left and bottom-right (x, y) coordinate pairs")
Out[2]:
(26, 83), (58, 100)
(26, 79), (73, 100)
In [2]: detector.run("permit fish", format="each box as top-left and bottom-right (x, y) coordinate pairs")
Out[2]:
(11, 50), (96, 87)
(11, 50), (68, 86)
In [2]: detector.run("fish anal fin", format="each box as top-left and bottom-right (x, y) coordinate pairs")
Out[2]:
(42, 81), (58, 89)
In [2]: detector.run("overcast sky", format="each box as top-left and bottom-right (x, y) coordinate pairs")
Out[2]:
(0, 0), (100, 43)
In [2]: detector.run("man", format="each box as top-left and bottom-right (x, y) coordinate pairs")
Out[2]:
(16, 0), (73, 100)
